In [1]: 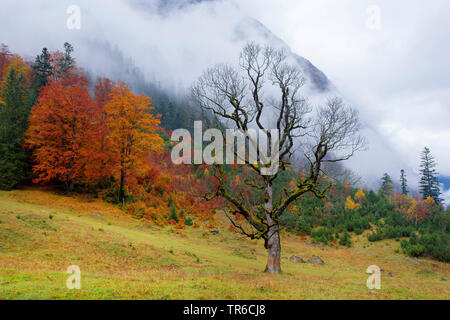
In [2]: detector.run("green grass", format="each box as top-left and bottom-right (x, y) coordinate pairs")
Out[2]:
(0, 188), (449, 300)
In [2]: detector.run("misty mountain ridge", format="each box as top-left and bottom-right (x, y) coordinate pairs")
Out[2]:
(81, 1), (332, 96)
(128, 0), (215, 15)
(234, 18), (332, 92)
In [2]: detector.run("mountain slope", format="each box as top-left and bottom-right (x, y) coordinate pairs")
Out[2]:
(234, 18), (332, 92)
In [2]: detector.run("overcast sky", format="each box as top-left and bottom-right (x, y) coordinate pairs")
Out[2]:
(1, 0), (449, 202)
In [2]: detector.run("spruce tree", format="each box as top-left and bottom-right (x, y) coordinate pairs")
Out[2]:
(419, 147), (442, 204)
(29, 47), (53, 105)
(31, 47), (52, 88)
(400, 169), (408, 195)
(57, 42), (75, 76)
(0, 57), (31, 190)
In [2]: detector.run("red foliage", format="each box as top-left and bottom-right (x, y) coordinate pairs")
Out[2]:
(25, 75), (96, 189)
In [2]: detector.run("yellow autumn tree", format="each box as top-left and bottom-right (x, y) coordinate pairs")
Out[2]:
(2, 54), (28, 80)
(423, 196), (436, 208)
(355, 189), (366, 204)
(407, 199), (425, 224)
(105, 82), (164, 203)
(407, 199), (419, 215)
(345, 196), (360, 211)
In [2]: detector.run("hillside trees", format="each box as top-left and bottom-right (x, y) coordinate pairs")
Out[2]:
(192, 43), (365, 273)
(0, 55), (31, 189)
(18, 43), (166, 205)
(0, 43), (217, 228)
(105, 82), (164, 203)
(25, 76), (164, 196)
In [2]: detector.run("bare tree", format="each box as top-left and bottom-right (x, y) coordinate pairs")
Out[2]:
(191, 43), (365, 274)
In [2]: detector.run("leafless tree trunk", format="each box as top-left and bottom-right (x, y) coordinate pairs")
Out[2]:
(191, 42), (365, 274)
(264, 179), (281, 273)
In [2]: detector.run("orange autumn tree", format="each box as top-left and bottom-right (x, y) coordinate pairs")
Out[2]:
(25, 75), (96, 191)
(105, 82), (163, 203)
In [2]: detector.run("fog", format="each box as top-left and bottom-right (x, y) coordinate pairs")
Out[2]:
(1, 0), (449, 202)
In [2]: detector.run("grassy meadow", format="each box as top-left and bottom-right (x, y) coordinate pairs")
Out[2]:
(0, 188), (448, 300)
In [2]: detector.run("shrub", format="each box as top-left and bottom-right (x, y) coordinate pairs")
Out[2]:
(402, 244), (426, 257)
(296, 218), (312, 235)
(168, 204), (178, 223)
(311, 227), (334, 245)
(401, 232), (449, 262)
(103, 187), (135, 204)
(184, 216), (193, 226)
(339, 231), (352, 247)
(368, 230), (384, 242)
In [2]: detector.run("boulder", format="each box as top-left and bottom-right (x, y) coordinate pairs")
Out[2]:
(408, 258), (422, 265)
(290, 256), (306, 263)
(308, 256), (325, 265)
(210, 230), (219, 235)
